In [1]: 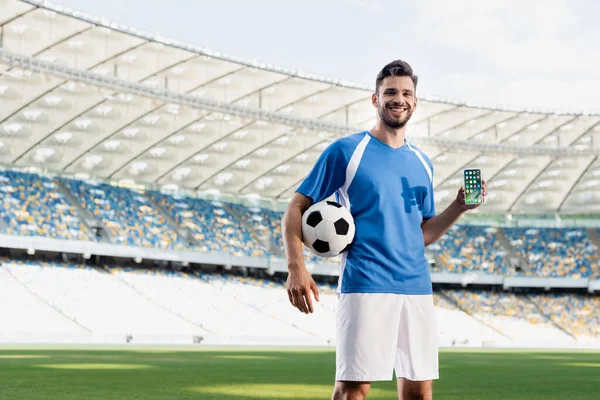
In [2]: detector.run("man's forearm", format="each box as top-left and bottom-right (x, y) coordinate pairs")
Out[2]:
(281, 204), (307, 270)
(421, 200), (465, 246)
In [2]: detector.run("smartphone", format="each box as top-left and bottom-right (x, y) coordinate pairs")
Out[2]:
(463, 169), (483, 205)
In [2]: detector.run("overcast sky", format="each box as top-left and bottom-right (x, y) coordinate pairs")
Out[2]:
(54, 0), (600, 112)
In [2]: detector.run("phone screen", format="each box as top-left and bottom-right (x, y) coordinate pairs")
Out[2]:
(464, 169), (482, 205)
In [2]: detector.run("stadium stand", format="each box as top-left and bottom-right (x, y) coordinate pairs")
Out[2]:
(0, 171), (92, 241)
(529, 293), (600, 340)
(3, 260), (203, 339)
(444, 290), (574, 344)
(227, 203), (340, 265)
(148, 192), (267, 257)
(505, 228), (598, 278)
(0, 262), (88, 342)
(1, 260), (598, 347)
(108, 266), (315, 344)
(430, 225), (508, 275)
(62, 179), (188, 250)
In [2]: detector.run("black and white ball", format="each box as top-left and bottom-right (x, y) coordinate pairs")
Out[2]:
(302, 200), (355, 258)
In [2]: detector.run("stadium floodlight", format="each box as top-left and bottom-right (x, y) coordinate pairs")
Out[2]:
(117, 93), (135, 102)
(23, 110), (42, 121)
(193, 154), (209, 163)
(144, 115), (160, 125)
(131, 161), (148, 172)
(60, 82), (78, 92)
(190, 123), (206, 132)
(103, 140), (120, 151)
(150, 147), (166, 157)
(75, 119), (92, 130)
(123, 128), (140, 138)
(256, 177), (273, 189)
(255, 148), (270, 157)
(166, 104), (181, 115)
(235, 160), (251, 168)
(11, 24), (28, 35)
(3, 123), (24, 135)
(84, 154), (103, 166)
(168, 135), (186, 145)
(54, 132), (73, 143)
(36, 148), (56, 158)
(96, 106), (113, 116)
(275, 165), (291, 173)
(233, 130), (249, 139)
(174, 167), (192, 178)
(44, 96), (63, 106)
(212, 142), (229, 151)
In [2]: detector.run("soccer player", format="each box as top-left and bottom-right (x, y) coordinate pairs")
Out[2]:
(281, 60), (487, 400)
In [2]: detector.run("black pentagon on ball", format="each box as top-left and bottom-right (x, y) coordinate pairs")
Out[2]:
(326, 201), (343, 208)
(312, 239), (330, 254)
(306, 211), (323, 228)
(334, 218), (350, 235)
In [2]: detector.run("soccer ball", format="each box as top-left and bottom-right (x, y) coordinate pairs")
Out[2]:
(302, 200), (355, 258)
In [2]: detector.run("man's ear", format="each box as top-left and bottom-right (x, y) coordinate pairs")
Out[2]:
(371, 92), (378, 108)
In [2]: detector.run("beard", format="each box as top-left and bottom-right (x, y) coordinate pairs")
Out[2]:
(378, 102), (413, 129)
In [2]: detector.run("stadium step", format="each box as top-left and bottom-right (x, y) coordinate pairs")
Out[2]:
(222, 203), (284, 257)
(144, 194), (200, 247)
(438, 291), (512, 340)
(496, 228), (530, 274)
(585, 229), (600, 277)
(1, 263), (93, 333)
(103, 266), (213, 335)
(522, 294), (577, 339)
(55, 179), (114, 243)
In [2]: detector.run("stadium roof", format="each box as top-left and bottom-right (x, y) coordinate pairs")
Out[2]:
(1, 0), (600, 214)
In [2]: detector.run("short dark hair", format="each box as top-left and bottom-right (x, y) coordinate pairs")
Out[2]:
(375, 60), (418, 94)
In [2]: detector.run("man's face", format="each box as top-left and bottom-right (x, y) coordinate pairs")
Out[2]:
(373, 76), (417, 129)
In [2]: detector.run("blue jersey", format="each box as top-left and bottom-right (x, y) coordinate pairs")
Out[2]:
(297, 131), (435, 295)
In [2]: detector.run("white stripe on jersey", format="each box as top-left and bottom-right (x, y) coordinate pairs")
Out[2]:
(407, 143), (433, 183)
(336, 133), (370, 293)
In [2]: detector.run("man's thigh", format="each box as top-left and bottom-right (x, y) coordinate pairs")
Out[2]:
(336, 293), (403, 382)
(394, 294), (439, 381)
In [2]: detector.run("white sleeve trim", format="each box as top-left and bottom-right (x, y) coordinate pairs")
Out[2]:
(407, 144), (433, 183)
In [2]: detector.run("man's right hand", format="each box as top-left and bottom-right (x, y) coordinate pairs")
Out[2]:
(286, 263), (320, 314)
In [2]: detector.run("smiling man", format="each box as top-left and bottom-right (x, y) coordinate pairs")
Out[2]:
(282, 60), (487, 400)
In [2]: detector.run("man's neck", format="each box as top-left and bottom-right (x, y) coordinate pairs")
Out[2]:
(369, 122), (407, 149)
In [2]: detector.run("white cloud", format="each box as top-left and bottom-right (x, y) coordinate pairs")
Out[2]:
(424, 74), (600, 112)
(414, 0), (600, 109)
(343, 0), (383, 13)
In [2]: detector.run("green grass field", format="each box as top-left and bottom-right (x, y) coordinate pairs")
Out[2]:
(0, 346), (599, 399)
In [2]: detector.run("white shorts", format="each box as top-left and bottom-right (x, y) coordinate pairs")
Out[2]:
(336, 293), (439, 382)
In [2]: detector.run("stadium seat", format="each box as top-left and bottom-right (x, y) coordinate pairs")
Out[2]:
(504, 228), (598, 278)
(0, 171), (92, 241)
(62, 179), (188, 250)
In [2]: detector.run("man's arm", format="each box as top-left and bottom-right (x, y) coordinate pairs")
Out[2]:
(421, 180), (487, 246)
(282, 192), (320, 314)
(421, 200), (465, 246)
